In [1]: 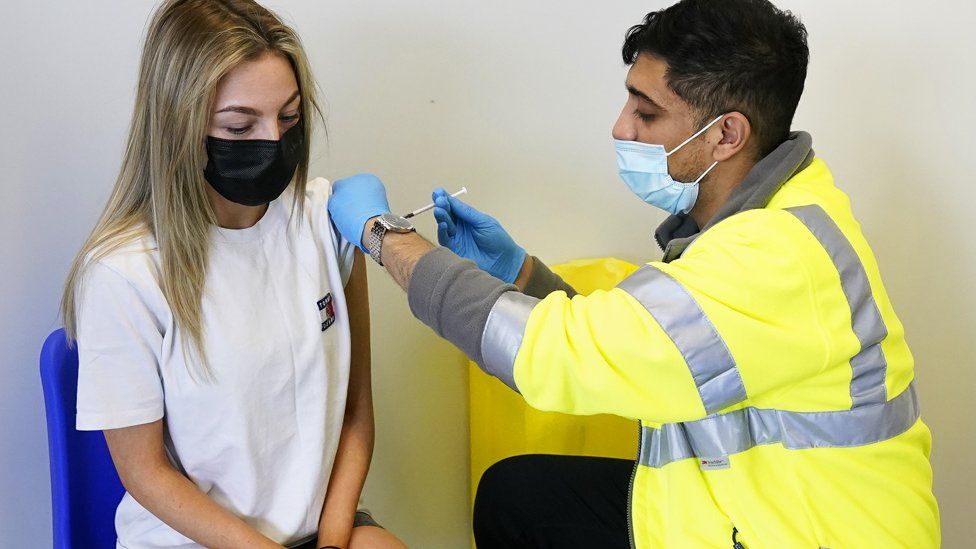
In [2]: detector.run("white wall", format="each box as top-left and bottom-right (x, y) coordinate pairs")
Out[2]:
(1, 1), (972, 547)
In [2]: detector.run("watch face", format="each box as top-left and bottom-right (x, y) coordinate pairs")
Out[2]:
(380, 213), (414, 232)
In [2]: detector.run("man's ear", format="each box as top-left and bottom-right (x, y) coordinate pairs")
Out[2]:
(712, 112), (751, 161)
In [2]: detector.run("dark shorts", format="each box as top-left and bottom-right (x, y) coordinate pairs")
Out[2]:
(289, 511), (383, 549)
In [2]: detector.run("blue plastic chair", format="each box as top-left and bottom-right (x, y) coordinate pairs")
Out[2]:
(40, 328), (125, 549)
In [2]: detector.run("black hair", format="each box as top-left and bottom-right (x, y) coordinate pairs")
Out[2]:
(622, 0), (809, 157)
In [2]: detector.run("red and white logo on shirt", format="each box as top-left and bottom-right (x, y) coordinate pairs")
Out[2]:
(317, 293), (336, 332)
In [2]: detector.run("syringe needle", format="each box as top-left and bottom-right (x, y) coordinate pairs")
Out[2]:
(403, 187), (468, 219)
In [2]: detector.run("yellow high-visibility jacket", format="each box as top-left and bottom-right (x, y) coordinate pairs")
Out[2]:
(472, 158), (939, 548)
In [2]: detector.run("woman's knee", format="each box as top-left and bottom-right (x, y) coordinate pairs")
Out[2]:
(348, 525), (408, 549)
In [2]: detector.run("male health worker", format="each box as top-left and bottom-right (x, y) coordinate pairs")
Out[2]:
(328, 0), (941, 546)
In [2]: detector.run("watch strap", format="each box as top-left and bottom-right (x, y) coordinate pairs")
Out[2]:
(367, 214), (416, 266)
(368, 220), (387, 266)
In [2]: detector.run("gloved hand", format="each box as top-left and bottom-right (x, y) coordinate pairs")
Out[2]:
(432, 187), (526, 283)
(328, 173), (391, 252)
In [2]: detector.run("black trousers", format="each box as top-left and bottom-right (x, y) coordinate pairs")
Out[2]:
(473, 454), (633, 549)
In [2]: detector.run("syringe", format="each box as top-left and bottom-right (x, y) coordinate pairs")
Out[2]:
(403, 187), (468, 219)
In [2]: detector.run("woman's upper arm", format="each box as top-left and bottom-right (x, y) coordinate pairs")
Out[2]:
(344, 250), (369, 319)
(103, 419), (168, 491)
(75, 261), (165, 431)
(343, 251), (373, 416)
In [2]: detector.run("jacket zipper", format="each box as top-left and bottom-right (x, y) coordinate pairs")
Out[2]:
(627, 420), (642, 549)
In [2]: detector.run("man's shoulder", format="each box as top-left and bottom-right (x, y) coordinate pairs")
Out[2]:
(707, 206), (807, 236)
(686, 205), (823, 261)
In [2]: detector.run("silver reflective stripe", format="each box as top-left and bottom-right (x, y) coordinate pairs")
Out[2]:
(480, 291), (540, 392)
(639, 381), (919, 468)
(787, 205), (888, 407)
(618, 267), (747, 414)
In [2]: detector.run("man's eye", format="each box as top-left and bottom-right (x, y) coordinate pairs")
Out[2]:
(633, 109), (655, 123)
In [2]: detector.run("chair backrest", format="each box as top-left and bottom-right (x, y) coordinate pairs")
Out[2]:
(40, 328), (125, 549)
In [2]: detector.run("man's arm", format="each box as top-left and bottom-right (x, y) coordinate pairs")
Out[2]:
(361, 217), (522, 370)
(365, 217), (436, 292)
(333, 176), (711, 423)
(518, 256), (578, 298)
(369, 215), (531, 294)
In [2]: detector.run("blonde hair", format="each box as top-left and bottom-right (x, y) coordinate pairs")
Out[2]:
(61, 0), (322, 377)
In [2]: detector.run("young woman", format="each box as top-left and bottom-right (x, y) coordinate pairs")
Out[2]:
(60, 1), (406, 547)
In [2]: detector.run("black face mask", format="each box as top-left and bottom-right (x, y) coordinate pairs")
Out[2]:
(203, 122), (304, 206)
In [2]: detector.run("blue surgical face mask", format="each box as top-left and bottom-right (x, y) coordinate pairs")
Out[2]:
(614, 114), (724, 215)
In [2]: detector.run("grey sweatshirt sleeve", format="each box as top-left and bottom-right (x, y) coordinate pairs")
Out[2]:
(521, 256), (578, 299)
(407, 247), (518, 366)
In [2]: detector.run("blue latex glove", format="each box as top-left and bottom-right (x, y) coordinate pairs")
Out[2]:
(432, 187), (526, 283)
(328, 173), (391, 252)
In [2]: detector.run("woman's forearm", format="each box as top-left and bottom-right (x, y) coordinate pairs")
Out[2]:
(134, 464), (281, 548)
(317, 403), (374, 547)
(105, 423), (280, 549)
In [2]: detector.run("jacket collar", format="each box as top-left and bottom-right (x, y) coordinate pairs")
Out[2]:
(654, 131), (816, 262)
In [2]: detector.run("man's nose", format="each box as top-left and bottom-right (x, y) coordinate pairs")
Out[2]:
(612, 107), (637, 141)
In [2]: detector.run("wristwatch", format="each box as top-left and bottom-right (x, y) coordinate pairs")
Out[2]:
(367, 213), (415, 266)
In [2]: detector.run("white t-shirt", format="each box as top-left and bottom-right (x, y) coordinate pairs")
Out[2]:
(75, 178), (357, 548)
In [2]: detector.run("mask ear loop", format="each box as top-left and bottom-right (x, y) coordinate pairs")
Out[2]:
(664, 114), (725, 156)
(692, 160), (720, 184)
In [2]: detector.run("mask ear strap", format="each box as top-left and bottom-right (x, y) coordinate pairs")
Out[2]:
(692, 160), (720, 184)
(665, 114), (725, 156)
